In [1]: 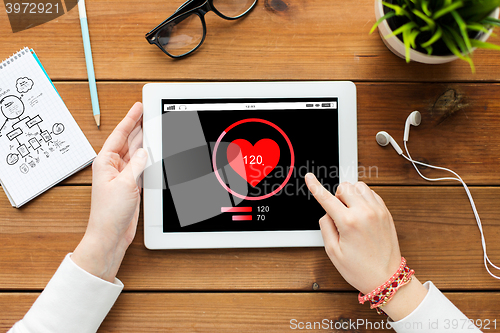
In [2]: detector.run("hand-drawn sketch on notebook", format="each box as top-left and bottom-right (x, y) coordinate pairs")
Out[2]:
(0, 78), (69, 172)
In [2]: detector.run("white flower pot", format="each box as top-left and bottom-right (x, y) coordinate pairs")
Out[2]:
(374, 0), (500, 64)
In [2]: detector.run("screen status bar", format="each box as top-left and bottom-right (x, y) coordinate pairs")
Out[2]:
(163, 101), (338, 112)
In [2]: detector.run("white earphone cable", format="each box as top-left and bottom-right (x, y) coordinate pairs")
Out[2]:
(402, 141), (500, 280)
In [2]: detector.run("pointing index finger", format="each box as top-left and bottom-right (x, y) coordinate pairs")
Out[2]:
(305, 173), (347, 221)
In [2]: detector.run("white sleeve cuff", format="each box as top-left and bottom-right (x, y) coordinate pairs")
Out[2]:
(9, 253), (123, 333)
(388, 281), (481, 332)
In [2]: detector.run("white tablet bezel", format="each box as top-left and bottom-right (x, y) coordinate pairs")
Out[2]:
(143, 81), (357, 249)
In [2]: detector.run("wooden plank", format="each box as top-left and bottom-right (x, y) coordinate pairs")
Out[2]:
(1, 186), (499, 291)
(357, 82), (500, 185)
(1, 292), (499, 332)
(55, 82), (500, 185)
(2, 1), (500, 82)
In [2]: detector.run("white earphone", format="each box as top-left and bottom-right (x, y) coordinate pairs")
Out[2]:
(377, 111), (500, 280)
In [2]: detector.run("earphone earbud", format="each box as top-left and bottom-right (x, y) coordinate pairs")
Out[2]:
(376, 131), (403, 155)
(404, 111), (421, 142)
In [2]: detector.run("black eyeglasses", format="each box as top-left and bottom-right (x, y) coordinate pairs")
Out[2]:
(145, 0), (258, 58)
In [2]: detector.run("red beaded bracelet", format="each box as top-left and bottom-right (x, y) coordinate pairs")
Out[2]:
(358, 257), (415, 315)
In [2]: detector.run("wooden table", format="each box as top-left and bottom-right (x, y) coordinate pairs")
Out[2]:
(2, 0), (500, 331)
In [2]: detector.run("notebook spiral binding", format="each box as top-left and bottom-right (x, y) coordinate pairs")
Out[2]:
(0, 47), (30, 70)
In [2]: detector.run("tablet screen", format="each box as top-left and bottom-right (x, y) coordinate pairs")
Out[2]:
(160, 98), (339, 233)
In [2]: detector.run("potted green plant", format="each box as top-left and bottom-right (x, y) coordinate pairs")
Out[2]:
(371, 0), (500, 71)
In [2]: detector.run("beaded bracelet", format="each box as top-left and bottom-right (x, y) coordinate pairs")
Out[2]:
(358, 257), (415, 315)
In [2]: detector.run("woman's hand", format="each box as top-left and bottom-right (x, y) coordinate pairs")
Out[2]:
(305, 174), (401, 294)
(72, 102), (148, 283)
(305, 174), (427, 321)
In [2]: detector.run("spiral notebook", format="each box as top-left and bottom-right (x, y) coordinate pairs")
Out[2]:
(0, 47), (96, 208)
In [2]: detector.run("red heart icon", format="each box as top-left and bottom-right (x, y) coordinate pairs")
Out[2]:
(227, 139), (280, 187)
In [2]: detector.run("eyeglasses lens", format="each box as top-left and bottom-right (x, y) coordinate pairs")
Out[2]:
(158, 14), (204, 57)
(212, 0), (256, 18)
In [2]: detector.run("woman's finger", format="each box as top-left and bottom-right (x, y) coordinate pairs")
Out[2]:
(335, 182), (364, 208)
(354, 181), (378, 204)
(119, 116), (143, 158)
(319, 213), (340, 258)
(122, 127), (143, 163)
(102, 102), (143, 153)
(118, 148), (149, 187)
(305, 173), (347, 222)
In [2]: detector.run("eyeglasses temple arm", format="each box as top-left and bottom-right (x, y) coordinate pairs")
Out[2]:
(176, 0), (196, 13)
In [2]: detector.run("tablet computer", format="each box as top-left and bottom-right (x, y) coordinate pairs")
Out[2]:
(143, 81), (357, 249)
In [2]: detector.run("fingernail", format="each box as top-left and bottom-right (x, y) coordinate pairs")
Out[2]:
(305, 173), (316, 183)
